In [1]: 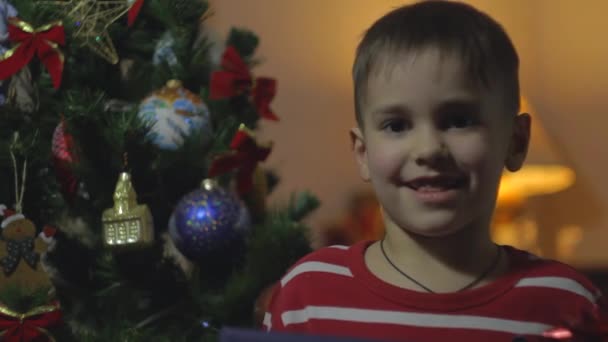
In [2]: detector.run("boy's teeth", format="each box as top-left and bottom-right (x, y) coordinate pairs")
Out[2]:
(417, 185), (448, 192)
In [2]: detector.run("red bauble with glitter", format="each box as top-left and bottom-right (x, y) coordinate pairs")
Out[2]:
(51, 120), (78, 200)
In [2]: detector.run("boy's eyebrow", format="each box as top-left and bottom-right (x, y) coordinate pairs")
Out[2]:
(434, 99), (481, 114)
(371, 103), (413, 117)
(371, 99), (480, 118)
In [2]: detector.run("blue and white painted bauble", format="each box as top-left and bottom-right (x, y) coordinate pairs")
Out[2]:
(138, 80), (212, 150)
(153, 31), (178, 67)
(0, 1), (18, 106)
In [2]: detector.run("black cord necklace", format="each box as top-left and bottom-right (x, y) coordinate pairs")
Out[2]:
(379, 239), (502, 293)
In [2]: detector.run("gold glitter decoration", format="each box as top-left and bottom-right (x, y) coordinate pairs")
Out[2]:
(102, 171), (154, 248)
(43, 0), (135, 64)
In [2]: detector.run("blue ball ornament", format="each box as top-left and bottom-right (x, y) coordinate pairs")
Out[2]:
(169, 179), (251, 261)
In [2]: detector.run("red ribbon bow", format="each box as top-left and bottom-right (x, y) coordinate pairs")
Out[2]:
(128, 0), (144, 27)
(0, 18), (65, 89)
(208, 124), (272, 195)
(0, 302), (62, 342)
(210, 46), (278, 121)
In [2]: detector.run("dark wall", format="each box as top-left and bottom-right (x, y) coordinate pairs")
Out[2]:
(582, 269), (608, 296)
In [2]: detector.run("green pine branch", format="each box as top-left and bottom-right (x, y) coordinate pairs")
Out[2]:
(0, 0), (317, 340)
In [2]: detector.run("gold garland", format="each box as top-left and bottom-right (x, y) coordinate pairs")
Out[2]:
(0, 303), (60, 321)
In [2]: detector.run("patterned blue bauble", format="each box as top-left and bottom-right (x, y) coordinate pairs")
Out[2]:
(0, 1), (18, 106)
(138, 80), (212, 150)
(153, 32), (178, 66)
(0, 1), (18, 49)
(169, 179), (250, 261)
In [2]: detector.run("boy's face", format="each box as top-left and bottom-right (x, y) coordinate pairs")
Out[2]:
(351, 48), (530, 238)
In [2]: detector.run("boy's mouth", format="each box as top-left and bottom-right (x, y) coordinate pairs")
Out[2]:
(404, 175), (468, 192)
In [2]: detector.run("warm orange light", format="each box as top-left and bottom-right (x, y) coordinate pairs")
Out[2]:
(498, 165), (576, 204)
(496, 97), (576, 205)
(493, 97), (578, 258)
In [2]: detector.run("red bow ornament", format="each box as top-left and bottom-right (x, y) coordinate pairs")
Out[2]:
(208, 124), (272, 195)
(0, 301), (62, 342)
(210, 46), (278, 121)
(0, 18), (65, 89)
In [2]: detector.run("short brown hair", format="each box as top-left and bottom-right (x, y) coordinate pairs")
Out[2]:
(353, 0), (520, 126)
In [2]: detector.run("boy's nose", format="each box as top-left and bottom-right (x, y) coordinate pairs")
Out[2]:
(411, 127), (447, 166)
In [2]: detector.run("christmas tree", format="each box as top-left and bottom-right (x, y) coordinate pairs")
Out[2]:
(0, 1), (316, 340)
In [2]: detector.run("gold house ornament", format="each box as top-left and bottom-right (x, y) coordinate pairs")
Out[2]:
(102, 172), (154, 248)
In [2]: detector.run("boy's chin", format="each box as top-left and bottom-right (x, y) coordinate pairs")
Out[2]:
(406, 226), (464, 239)
(398, 217), (468, 239)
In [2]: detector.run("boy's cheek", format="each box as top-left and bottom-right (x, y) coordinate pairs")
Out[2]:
(367, 145), (403, 178)
(447, 135), (488, 165)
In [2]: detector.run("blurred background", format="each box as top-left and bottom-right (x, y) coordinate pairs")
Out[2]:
(205, 0), (608, 285)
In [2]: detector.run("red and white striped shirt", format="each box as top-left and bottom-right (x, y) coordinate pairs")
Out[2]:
(264, 241), (605, 341)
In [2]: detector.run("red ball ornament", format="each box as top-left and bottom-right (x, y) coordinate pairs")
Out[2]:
(51, 120), (78, 200)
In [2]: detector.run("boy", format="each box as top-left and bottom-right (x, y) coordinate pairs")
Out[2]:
(264, 1), (606, 341)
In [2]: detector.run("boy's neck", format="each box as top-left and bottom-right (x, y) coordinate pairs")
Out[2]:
(384, 218), (496, 271)
(368, 215), (505, 293)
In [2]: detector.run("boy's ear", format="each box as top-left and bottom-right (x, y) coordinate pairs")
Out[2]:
(350, 127), (370, 181)
(505, 113), (531, 172)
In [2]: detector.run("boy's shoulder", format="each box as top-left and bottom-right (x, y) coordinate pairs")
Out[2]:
(505, 245), (602, 301)
(278, 243), (359, 288)
(297, 244), (354, 264)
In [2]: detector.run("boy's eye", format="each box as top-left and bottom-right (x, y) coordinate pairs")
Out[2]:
(381, 118), (410, 133)
(442, 113), (479, 129)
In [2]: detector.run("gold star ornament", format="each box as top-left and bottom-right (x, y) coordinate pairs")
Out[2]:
(43, 0), (141, 64)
